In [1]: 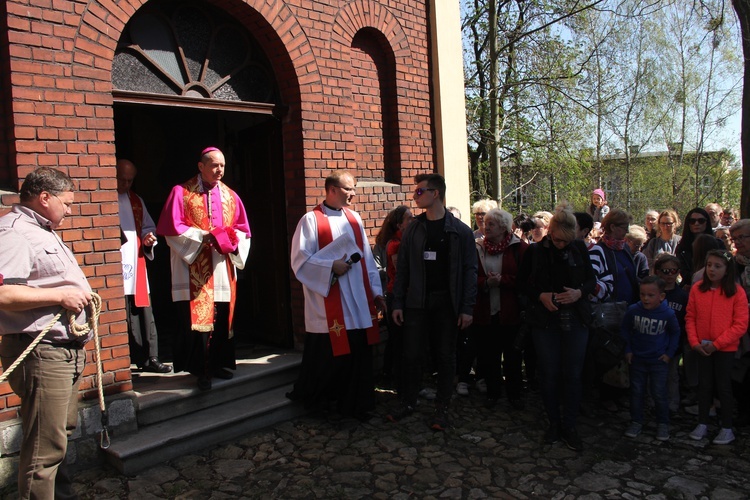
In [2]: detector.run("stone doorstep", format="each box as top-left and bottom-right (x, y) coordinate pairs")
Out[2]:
(103, 351), (304, 475)
(104, 383), (307, 476)
(131, 351), (303, 426)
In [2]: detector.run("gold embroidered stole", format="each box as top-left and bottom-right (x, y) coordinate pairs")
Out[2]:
(182, 178), (237, 331)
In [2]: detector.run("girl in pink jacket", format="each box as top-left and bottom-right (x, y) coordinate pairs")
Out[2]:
(685, 249), (749, 445)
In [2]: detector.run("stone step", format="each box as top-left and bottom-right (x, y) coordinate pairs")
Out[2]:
(132, 352), (302, 426)
(103, 351), (304, 475)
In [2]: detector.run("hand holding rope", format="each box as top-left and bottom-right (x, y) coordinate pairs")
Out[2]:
(0, 292), (109, 449)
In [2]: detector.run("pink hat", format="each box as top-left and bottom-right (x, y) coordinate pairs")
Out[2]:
(592, 188), (606, 201)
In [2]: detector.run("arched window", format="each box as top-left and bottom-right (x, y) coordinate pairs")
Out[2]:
(113, 1), (277, 108)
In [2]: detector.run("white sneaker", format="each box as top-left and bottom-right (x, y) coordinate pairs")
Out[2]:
(456, 382), (470, 396)
(685, 404), (716, 417)
(475, 379), (488, 394)
(712, 428), (735, 445)
(689, 423), (708, 441)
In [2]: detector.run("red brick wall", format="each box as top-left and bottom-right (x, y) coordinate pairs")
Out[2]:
(0, 0), (14, 192)
(0, 0), (435, 417)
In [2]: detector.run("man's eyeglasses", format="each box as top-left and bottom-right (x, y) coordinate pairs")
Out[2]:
(657, 268), (679, 275)
(474, 212), (486, 217)
(414, 188), (436, 197)
(48, 192), (71, 210)
(688, 217), (707, 225)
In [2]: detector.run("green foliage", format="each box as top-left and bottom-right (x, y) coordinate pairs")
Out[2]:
(461, 0), (743, 218)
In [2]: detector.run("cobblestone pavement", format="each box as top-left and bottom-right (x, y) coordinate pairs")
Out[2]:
(9, 386), (750, 499)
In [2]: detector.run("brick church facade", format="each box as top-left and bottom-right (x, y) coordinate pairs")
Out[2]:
(0, 0), (469, 432)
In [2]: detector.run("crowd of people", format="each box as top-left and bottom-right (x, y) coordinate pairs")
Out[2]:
(1, 162), (748, 496)
(370, 187), (749, 453)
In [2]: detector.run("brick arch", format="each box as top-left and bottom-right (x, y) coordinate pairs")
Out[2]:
(328, 0), (413, 69)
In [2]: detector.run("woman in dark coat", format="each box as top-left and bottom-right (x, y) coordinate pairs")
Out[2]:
(473, 208), (528, 410)
(518, 205), (596, 452)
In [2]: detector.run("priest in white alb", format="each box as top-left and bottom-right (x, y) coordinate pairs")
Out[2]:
(287, 170), (386, 420)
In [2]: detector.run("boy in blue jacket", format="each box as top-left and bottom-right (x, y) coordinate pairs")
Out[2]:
(621, 275), (680, 441)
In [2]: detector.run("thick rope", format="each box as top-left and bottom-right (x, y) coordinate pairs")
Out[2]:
(0, 293), (109, 448)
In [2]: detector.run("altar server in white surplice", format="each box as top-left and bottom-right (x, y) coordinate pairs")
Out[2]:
(117, 159), (172, 374)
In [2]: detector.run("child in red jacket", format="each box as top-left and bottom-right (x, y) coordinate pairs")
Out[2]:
(685, 249), (749, 444)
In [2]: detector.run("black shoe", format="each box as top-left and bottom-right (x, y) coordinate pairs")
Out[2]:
(197, 376), (212, 391)
(212, 368), (234, 380)
(561, 427), (583, 452)
(142, 357), (172, 373)
(385, 404), (414, 423)
(544, 423), (561, 444)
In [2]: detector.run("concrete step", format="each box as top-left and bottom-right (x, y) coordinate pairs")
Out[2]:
(132, 352), (302, 426)
(104, 351), (304, 475)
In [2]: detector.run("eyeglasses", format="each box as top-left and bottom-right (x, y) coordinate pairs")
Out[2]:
(659, 221), (674, 226)
(732, 234), (750, 244)
(688, 218), (707, 225)
(414, 188), (436, 197)
(474, 212), (486, 217)
(657, 268), (679, 275)
(49, 193), (72, 210)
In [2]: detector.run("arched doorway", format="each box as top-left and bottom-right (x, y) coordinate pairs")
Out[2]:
(112, 0), (292, 352)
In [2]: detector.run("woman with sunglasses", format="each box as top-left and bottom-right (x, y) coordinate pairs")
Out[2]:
(675, 208), (725, 289)
(642, 209), (681, 269)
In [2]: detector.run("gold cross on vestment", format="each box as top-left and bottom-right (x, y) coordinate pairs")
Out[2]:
(329, 319), (345, 337)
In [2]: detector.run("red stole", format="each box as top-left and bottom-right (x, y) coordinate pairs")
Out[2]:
(128, 191), (150, 307)
(313, 205), (380, 356)
(182, 179), (238, 332)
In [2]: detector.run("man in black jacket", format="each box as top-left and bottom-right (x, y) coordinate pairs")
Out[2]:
(387, 173), (477, 430)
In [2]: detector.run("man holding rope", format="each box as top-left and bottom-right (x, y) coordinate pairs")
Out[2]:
(0, 167), (92, 499)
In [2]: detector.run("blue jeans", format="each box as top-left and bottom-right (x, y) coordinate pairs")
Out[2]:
(401, 291), (458, 406)
(532, 313), (588, 429)
(629, 357), (669, 424)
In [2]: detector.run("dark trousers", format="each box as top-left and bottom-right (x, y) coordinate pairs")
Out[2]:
(400, 291), (458, 406)
(696, 350), (735, 428)
(629, 358), (669, 424)
(0, 335), (84, 500)
(290, 328), (375, 416)
(382, 293), (403, 392)
(125, 294), (159, 366)
(533, 314), (589, 429)
(175, 302), (235, 376)
(456, 324), (481, 384)
(475, 317), (523, 400)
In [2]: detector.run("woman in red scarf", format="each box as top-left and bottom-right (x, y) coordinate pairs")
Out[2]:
(474, 208), (528, 409)
(376, 206), (413, 391)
